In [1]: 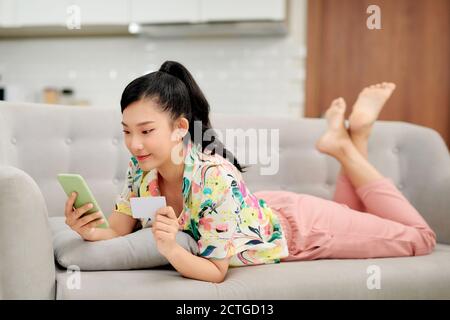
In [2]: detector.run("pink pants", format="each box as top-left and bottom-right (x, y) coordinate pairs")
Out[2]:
(254, 175), (437, 261)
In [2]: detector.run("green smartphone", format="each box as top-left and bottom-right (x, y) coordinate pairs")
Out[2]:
(57, 173), (109, 229)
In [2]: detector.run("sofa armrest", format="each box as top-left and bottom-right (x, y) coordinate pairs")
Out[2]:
(0, 166), (55, 299)
(401, 126), (450, 246)
(425, 175), (450, 245)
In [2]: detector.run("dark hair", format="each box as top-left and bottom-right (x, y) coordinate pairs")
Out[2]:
(120, 60), (247, 173)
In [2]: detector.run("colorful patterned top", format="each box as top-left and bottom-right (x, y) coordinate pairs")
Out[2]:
(114, 140), (289, 267)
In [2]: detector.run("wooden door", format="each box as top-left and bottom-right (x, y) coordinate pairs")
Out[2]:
(305, 0), (450, 146)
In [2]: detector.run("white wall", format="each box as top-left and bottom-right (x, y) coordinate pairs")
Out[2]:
(0, 0), (307, 117)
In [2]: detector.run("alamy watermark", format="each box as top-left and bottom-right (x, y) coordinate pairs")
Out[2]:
(66, 264), (81, 290)
(366, 265), (381, 290)
(367, 5), (382, 30)
(66, 5), (81, 30)
(170, 121), (280, 176)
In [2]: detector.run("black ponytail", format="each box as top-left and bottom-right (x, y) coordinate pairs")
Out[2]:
(120, 60), (248, 173)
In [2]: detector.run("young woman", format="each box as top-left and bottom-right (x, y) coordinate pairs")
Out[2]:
(64, 61), (436, 283)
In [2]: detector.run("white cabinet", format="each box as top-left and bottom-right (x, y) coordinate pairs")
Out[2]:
(69, 0), (129, 25)
(201, 0), (286, 22)
(130, 0), (286, 24)
(9, 0), (128, 27)
(0, 0), (15, 27)
(1, 0), (286, 32)
(130, 0), (201, 24)
(15, 0), (68, 27)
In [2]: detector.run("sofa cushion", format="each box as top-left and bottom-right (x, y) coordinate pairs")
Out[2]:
(54, 244), (450, 299)
(49, 217), (199, 271)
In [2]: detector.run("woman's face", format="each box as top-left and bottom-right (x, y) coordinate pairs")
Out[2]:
(121, 98), (187, 172)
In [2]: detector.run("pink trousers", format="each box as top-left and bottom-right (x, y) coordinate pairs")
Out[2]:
(254, 175), (437, 261)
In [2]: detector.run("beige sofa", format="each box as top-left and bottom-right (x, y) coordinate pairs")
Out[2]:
(1, 101), (449, 299)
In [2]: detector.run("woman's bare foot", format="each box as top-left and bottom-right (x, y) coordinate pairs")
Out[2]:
(316, 98), (353, 158)
(349, 82), (396, 139)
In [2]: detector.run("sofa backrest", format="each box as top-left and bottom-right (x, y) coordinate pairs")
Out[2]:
(1, 101), (449, 242)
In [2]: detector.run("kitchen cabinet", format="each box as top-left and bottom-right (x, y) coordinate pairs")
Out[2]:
(0, 0), (287, 35)
(130, 0), (286, 24)
(201, 0), (285, 22)
(130, 0), (201, 24)
(15, 0), (68, 27)
(0, 0), (15, 27)
(69, 0), (129, 25)
(5, 0), (128, 27)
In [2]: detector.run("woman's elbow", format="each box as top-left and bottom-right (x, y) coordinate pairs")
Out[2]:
(212, 274), (227, 284)
(209, 257), (230, 283)
(210, 269), (228, 283)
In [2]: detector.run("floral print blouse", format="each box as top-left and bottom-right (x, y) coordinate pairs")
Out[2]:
(114, 140), (289, 267)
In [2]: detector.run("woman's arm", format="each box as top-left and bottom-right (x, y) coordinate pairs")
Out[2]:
(165, 243), (230, 283)
(152, 206), (229, 283)
(108, 210), (138, 236)
(85, 211), (137, 241)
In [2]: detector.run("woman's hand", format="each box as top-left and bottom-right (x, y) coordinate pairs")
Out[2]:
(64, 192), (105, 240)
(152, 206), (180, 256)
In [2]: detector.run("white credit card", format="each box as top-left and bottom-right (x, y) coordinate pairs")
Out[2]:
(130, 196), (166, 221)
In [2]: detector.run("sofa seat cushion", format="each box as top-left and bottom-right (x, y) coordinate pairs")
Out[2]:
(55, 244), (450, 299)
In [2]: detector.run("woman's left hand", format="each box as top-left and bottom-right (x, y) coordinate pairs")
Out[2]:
(152, 206), (180, 257)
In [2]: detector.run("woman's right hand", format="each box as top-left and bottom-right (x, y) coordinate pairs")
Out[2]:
(64, 192), (106, 240)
